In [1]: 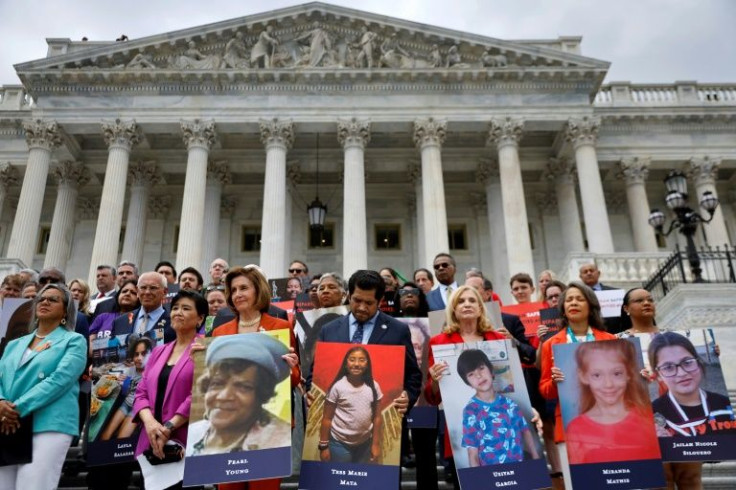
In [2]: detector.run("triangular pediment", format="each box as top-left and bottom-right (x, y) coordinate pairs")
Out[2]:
(15, 2), (609, 92)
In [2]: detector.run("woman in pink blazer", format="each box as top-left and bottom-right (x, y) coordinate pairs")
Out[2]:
(132, 290), (207, 489)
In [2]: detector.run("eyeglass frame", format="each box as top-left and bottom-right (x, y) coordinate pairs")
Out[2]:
(655, 357), (701, 377)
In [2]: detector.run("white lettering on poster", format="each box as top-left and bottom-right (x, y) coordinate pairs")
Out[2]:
(225, 458), (250, 476)
(606, 479), (631, 484)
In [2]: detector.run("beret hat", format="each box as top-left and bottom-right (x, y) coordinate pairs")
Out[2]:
(206, 333), (290, 382)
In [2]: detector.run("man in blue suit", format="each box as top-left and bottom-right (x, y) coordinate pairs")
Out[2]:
(426, 252), (459, 312)
(111, 271), (175, 344)
(315, 269), (422, 412)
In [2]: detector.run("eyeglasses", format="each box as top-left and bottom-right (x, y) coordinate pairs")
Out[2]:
(546, 293), (560, 301)
(206, 284), (225, 292)
(656, 357), (700, 377)
(289, 268), (305, 274)
(398, 288), (420, 297)
(38, 296), (62, 304)
(433, 262), (452, 270)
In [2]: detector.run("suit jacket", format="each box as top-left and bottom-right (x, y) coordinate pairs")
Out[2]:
(111, 306), (175, 344)
(212, 304), (288, 329)
(0, 327), (86, 436)
(316, 311), (422, 408)
(212, 314), (301, 388)
(131, 340), (195, 456)
(501, 312), (536, 365)
(426, 288), (445, 312)
(91, 291), (118, 318)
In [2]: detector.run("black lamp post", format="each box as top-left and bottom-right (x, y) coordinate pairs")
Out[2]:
(648, 170), (720, 282)
(307, 133), (327, 232)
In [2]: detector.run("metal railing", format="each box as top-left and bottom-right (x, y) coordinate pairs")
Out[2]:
(644, 244), (736, 301)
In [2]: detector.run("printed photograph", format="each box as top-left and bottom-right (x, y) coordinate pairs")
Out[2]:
(395, 317), (431, 407)
(303, 342), (405, 466)
(294, 305), (348, 380)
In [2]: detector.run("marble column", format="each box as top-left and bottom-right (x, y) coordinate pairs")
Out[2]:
(566, 116), (615, 253)
(122, 160), (162, 266)
(413, 118), (449, 264)
(477, 158), (509, 293)
(200, 160), (231, 274)
(88, 119), (142, 285)
(338, 118), (371, 277)
(285, 160), (301, 265)
(0, 162), (20, 223)
(619, 157), (658, 252)
(407, 159), (425, 268)
(7, 119), (62, 266)
(177, 119), (217, 272)
(488, 117), (535, 277)
(545, 157), (585, 253)
(44, 161), (90, 269)
(689, 156), (731, 247)
(259, 119), (293, 278)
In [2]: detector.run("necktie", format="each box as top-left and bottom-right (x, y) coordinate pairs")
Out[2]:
(446, 285), (454, 303)
(138, 314), (149, 335)
(97, 292), (105, 300)
(351, 322), (364, 344)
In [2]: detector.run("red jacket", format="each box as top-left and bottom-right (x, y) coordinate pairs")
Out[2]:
(211, 313), (299, 490)
(424, 330), (506, 456)
(538, 327), (616, 442)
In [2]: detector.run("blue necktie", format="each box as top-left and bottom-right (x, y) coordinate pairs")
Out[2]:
(351, 322), (364, 344)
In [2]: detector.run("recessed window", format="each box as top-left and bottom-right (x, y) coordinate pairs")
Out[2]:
(309, 223), (335, 249)
(36, 226), (51, 254)
(375, 224), (401, 250)
(242, 225), (262, 252)
(448, 224), (467, 251)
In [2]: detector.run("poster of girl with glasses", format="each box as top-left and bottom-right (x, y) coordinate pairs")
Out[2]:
(647, 330), (736, 461)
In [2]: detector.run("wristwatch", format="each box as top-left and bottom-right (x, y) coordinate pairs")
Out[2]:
(318, 441), (329, 451)
(163, 420), (175, 431)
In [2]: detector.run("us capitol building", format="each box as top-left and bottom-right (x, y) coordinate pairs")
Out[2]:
(0, 2), (734, 304)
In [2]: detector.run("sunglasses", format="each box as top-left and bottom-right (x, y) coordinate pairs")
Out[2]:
(289, 268), (305, 274)
(398, 288), (420, 297)
(39, 276), (62, 284)
(433, 262), (452, 270)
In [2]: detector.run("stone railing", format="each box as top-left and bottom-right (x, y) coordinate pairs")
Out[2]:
(557, 251), (672, 287)
(594, 81), (736, 107)
(0, 85), (34, 111)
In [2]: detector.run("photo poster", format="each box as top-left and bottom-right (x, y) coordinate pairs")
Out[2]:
(432, 339), (550, 490)
(294, 305), (349, 381)
(395, 317), (437, 428)
(183, 330), (293, 486)
(299, 342), (405, 490)
(538, 308), (562, 342)
(500, 302), (546, 338)
(163, 283), (180, 308)
(0, 297), (32, 351)
(269, 276), (305, 303)
(87, 329), (168, 466)
(293, 292), (315, 315)
(645, 328), (736, 462)
(428, 309), (446, 336)
(553, 338), (665, 489)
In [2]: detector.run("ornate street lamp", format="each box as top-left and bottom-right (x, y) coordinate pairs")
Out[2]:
(307, 133), (327, 231)
(648, 170), (720, 282)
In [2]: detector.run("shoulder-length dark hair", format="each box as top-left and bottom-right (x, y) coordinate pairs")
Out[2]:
(329, 346), (379, 416)
(30, 284), (77, 331)
(112, 279), (140, 314)
(559, 281), (605, 331)
(648, 331), (704, 375)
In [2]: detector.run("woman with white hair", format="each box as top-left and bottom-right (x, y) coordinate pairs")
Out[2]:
(0, 284), (87, 489)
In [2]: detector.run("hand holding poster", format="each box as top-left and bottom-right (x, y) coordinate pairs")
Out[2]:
(432, 339), (550, 490)
(554, 338), (665, 489)
(395, 317), (437, 428)
(500, 302), (546, 338)
(299, 342), (405, 490)
(183, 330), (292, 486)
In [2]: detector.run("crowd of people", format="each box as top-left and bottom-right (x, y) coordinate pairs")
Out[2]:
(0, 253), (723, 490)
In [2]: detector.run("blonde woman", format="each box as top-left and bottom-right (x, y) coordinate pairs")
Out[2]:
(68, 279), (92, 319)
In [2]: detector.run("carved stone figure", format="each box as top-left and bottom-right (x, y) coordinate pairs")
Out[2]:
(445, 44), (470, 69)
(126, 53), (156, 69)
(295, 21), (333, 67)
(171, 41), (223, 70)
(379, 33), (411, 68)
(251, 25), (279, 68)
(428, 44), (442, 68)
(481, 50), (507, 67)
(354, 26), (377, 69)
(224, 32), (250, 69)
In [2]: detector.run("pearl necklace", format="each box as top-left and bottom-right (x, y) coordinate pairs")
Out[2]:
(238, 314), (262, 331)
(34, 332), (49, 339)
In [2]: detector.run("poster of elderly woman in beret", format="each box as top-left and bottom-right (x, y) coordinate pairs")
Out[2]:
(183, 330), (292, 486)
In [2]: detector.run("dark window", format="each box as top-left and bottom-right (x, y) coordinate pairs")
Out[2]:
(173, 225), (180, 253)
(36, 226), (51, 254)
(119, 226), (126, 253)
(448, 224), (468, 251)
(309, 223), (335, 249)
(242, 226), (262, 252)
(375, 224), (401, 250)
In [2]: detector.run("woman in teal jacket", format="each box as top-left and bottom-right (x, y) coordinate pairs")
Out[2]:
(0, 283), (87, 490)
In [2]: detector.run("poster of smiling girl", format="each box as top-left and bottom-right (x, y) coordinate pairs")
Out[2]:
(183, 330), (292, 486)
(554, 338), (665, 489)
(433, 339), (550, 490)
(645, 329), (736, 461)
(299, 342), (405, 490)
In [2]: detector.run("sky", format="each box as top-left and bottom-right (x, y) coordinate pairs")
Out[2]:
(1, 0), (735, 86)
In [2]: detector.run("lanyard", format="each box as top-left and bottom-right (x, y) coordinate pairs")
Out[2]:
(668, 389), (709, 436)
(566, 326), (594, 343)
